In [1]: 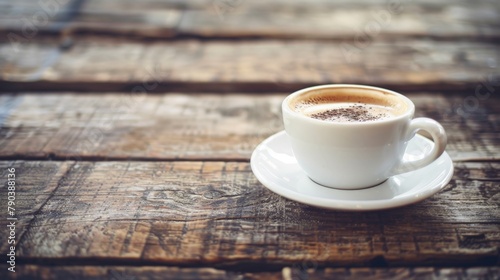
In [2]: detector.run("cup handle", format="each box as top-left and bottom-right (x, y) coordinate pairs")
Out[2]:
(391, 118), (447, 175)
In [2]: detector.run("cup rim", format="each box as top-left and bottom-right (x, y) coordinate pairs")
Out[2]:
(283, 84), (415, 126)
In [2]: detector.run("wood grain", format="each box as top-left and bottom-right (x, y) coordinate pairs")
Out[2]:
(1, 265), (499, 280)
(0, 161), (498, 267)
(1, 39), (499, 92)
(179, 0), (500, 41)
(0, 0), (499, 40)
(0, 0), (181, 38)
(0, 93), (498, 161)
(1, 0), (499, 277)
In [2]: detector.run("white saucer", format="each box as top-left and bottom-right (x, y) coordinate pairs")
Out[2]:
(251, 131), (454, 211)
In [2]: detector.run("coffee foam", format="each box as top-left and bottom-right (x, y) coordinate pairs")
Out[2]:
(289, 87), (408, 122)
(306, 103), (394, 122)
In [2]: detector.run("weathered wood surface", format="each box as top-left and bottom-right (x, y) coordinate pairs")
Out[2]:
(0, 161), (498, 268)
(0, 0), (499, 40)
(1, 0), (499, 277)
(178, 0), (500, 41)
(0, 93), (498, 161)
(2, 266), (499, 280)
(1, 39), (499, 92)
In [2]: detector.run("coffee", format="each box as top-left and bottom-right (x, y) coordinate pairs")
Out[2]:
(289, 87), (407, 123)
(282, 84), (447, 189)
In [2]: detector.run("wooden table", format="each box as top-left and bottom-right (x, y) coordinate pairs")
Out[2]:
(1, 0), (499, 279)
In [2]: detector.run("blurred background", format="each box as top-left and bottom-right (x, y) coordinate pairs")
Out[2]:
(1, 0), (499, 93)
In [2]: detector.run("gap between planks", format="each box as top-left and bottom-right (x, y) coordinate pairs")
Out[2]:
(2, 265), (499, 280)
(0, 156), (499, 163)
(0, 81), (489, 94)
(14, 257), (500, 271)
(0, 155), (249, 163)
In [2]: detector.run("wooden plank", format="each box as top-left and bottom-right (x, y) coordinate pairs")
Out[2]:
(0, 161), (498, 267)
(0, 93), (284, 161)
(0, 0), (182, 38)
(1, 0), (493, 13)
(0, 266), (277, 280)
(0, 93), (498, 161)
(0, 0), (205, 14)
(0, 43), (62, 82)
(179, 1), (500, 41)
(1, 265), (499, 280)
(0, 0), (499, 40)
(1, 39), (500, 92)
(67, 10), (182, 38)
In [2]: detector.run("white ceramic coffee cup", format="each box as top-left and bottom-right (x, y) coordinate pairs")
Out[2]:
(282, 84), (447, 189)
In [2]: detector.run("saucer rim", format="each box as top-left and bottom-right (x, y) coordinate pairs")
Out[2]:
(250, 130), (454, 211)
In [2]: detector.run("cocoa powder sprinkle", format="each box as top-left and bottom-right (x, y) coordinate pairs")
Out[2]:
(310, 104), (387, 122)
